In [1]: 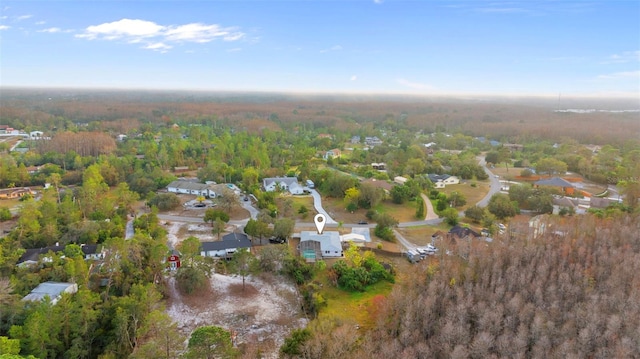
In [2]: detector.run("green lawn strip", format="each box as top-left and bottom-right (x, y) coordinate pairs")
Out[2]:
(315, 270), (394, 330)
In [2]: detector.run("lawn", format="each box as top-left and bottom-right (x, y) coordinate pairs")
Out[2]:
(322, 197), (419, 224)
(0, 199), (21, 210)
(434, 180), (491, 211)
(314, 268), (395, 330)
(275, 195), (316, 220)
(396, 223), (450, 246)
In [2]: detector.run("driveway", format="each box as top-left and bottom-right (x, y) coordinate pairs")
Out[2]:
(393, 229), (416, 251)
(240, 197), (259, 220)
(310, 189), (337, 224)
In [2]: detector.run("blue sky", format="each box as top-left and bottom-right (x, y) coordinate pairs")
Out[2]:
(1, 1), (638, 97)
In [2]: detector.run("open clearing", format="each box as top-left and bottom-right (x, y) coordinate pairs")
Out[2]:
(162, 220), (307, 358)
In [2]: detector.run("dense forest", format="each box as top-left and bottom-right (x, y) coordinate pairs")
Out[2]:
(290, 214), (640, 358)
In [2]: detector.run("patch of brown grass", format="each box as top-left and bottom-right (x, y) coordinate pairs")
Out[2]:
(228, 282), (259, 298)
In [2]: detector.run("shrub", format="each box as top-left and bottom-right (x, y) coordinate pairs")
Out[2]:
(147, 193), (181, 211)
(0, 207), (12, 221)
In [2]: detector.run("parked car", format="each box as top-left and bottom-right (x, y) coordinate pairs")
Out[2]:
(269, 237), (286, 244)
(357, 220), (368, 225)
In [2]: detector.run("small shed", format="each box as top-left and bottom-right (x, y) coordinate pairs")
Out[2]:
(167, 249), (181, 271)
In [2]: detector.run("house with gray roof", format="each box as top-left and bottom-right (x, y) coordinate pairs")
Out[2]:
(200, 232), (251, 258)
(262, 177), (304, 195)
(22, 282), (78, 305)
(167, 180), (217, 197)
(534, 177), (575, 195)
(299, 231), (343, 261)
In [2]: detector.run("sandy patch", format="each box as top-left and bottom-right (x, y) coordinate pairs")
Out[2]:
(162, 219), (307, 358)
(166, 273), (307, 358)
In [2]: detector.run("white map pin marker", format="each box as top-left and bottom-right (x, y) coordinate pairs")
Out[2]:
(314, 214), (326, 234)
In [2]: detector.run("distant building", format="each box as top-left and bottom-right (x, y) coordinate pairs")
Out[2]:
(365, 136), (383, 147)
(394, 176), (408, 185)
(0, 187), (34, 199)
(323, 148), (342, 160)
(262, 177), (304, 195)
(22, 282), (78, 305)
(534, 177), (575, 195)
(167, 180), (217, 197)
(428, 174), (460, 188)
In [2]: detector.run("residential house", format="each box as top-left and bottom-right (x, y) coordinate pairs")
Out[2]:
(22, 282), (78, 305)
(503, 144), (524, 152)
(317, 133), (333, 139)
(262, 177), (304, 195)
(340, 227), (370, 247)
(299, 231), (343, 261)
(552, 197), (579, 215)
(534, 177), (575, 195)
(29, 131), (44, 139)
(167, 180), (217, 197)
(394, 176), (408, 185)
(371, 162), (386, 171)
(428, 174), (460, 188)
(200, 232), (251, 259)
(364, 136), (383, 147)
(350, 135), (361, 144)
(17, 244), (105, 266)
(360, 178), (394, 193)
(448, 225), (482, 240)
(0, 125), (8, 133)
(323, 148), (342, 160)
(0, 187), (34, 199)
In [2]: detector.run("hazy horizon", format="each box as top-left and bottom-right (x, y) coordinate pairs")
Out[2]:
(1, 1), (638, 98)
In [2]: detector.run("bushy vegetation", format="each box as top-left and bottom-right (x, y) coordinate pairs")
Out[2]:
(283, 214), (640, 358)
(330, 244), (394, 292)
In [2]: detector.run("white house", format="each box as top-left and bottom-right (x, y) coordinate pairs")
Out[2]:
(394, 176), (408, 185)
(299, 231), (343, 260)
(167, 180), (217, 197)
(200, 233), (251, 258)
(29, 131), (44, 139)
(262, 177), (304, 195)
(22, 282), (78, 305)
(428, 174), (460, 188)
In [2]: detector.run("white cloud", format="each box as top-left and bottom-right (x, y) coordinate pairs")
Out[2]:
(38, 27), (61, 33)
(35, 21), (46, 25)
(373, 0), (384, 4)
(0, 25), (9, 31)
(165, 23), (243, 43)
(350, 75), (357, 81)
(76, 18), (245, 52)
(144, 42), (172, 53)
(16, 14), (32, 21)
(396, 78), (437, 90)
(77, 19), (164, 40)
(227, 47), (242, 52)
(602, 51), (640, 64)
(597, 71), (640, 80)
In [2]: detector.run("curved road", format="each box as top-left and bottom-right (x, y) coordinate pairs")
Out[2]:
(475, 155), (502, 208)
(158, 156), (501, 251)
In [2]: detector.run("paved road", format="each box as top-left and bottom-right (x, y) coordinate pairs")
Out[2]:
(159, 156), (495, 252)
(475, 155), (502, 208)
(125, 217), (135, 240)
